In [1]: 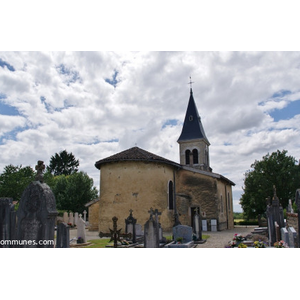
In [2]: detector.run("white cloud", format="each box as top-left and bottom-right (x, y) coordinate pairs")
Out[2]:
(1, 51), (300, 212)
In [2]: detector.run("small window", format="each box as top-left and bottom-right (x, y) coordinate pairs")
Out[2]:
(185, 150), (190, 164)
(228, 192), (231, 211)
(192, 149), (198, 164)
(168, 181), (174, 210)
(189, 115), (193, 121)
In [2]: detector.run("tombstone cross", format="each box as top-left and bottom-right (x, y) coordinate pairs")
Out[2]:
(148, 207), (154, 220)
(99, 216), (132, 248)
(35, 160), (45, 182)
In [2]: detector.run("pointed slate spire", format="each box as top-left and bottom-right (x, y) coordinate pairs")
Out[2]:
(177, 88), (210, 145)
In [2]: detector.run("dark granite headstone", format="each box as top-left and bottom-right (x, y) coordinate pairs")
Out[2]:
(125, 209), (137, 243)
(16, 161), (58, 247)
(0, 198), (16, 248)
(266, 186), (285, 246)
(56, 222), (70, 248)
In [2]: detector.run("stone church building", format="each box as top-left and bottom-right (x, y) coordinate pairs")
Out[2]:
(88, 88), (235, 232)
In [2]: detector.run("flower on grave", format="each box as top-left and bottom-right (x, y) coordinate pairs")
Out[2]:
(238, 243), (247, 248)
(77, 237), (84, 244)
(176, 237), (183, 244)
(253, 240), (267, 248)
(233, 233), (244, 242)
(274, 240), (289, 248)
(228, 240), (236, 247)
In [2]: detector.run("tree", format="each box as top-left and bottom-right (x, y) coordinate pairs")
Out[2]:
(0, 164), (35, 201)
(48, 171), (98, 213)
(240, 150), (300, 219)
(47, 150), (79, 176)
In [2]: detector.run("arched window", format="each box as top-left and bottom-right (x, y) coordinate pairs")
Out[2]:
(168, 181), (174, 210)
(192, 149), (198, 164)
(185, 150), (190, 165)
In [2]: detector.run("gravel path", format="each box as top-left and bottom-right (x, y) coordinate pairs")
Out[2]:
(196, 226), (257, 248)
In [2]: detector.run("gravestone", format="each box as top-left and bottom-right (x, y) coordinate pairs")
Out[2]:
(99, 216), (132, 248)
(135, 224), (143, 236)
(56, 222), (70, 248)
(0, 198), (16, 248)
(288, 226), (297, 248)
(69, 212), (74, 226)
(125, 209), (137, 243)
(83, 210), (87, 222)
(202, 219), (207, 231)
(287, 199), (294, 213)
(173, 225), (193, 243)
(16, 161), (58, 248)
(193, 208), (202, 241)
(274, 221), (280, 242)
(266, 186), (285, 246)
(144, 208), (159, 248)
(281, 227), (289, 245)
(74, 212), (79, 226)
(77, 214), (86, 243)
(63, 211), (68, 223)
(211, 219), (217, 232)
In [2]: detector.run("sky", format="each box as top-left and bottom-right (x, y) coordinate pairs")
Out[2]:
(1, 51), (300, 212)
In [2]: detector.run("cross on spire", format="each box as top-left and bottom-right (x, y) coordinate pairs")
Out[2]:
(188, 76), (194, 90)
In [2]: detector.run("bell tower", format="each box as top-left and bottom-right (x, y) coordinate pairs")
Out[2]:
(177, 86), (211, 172)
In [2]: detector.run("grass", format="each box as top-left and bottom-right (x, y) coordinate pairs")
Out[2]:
(83, 234), (211, 248)
(83, 239), (111, 248)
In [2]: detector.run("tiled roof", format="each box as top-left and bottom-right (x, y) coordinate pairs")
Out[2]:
(95, 147), (181, 169)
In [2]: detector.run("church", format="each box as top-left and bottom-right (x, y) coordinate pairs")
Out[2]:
(88, 87), (235, 232)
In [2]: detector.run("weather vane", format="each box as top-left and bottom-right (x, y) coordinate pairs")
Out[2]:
(188, 76), (194, 89)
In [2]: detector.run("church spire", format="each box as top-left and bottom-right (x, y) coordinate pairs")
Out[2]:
(177, 86), (209, 144)
(177, 83), (211, 171)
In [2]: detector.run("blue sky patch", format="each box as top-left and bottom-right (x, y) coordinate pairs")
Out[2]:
(271, 89), (292, 98)
(0, 58), (15, 72)
(162, 119), (178, 129)
(105, 70), (119, 88)
(0, 101), (20, 116)
(56, 64), (81, 85)
(269, 99), (300, 122)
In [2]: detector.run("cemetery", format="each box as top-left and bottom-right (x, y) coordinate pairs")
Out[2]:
(1, 160), (300, 248)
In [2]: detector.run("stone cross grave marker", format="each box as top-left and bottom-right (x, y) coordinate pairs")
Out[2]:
(125, 209), (137, 243)
(193, 208), (202, 241)
(99, 216), (132, 248)
(83, 210), (87, 222)
(154, 208), (163, 241)
(144, 208), (159, 248)
(16, 161), (58, 247)
(77, 214), (86, 243)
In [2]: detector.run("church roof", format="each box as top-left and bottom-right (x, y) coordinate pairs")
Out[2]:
(95, 146), (181, 170)
(177, 89), (210, 144)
